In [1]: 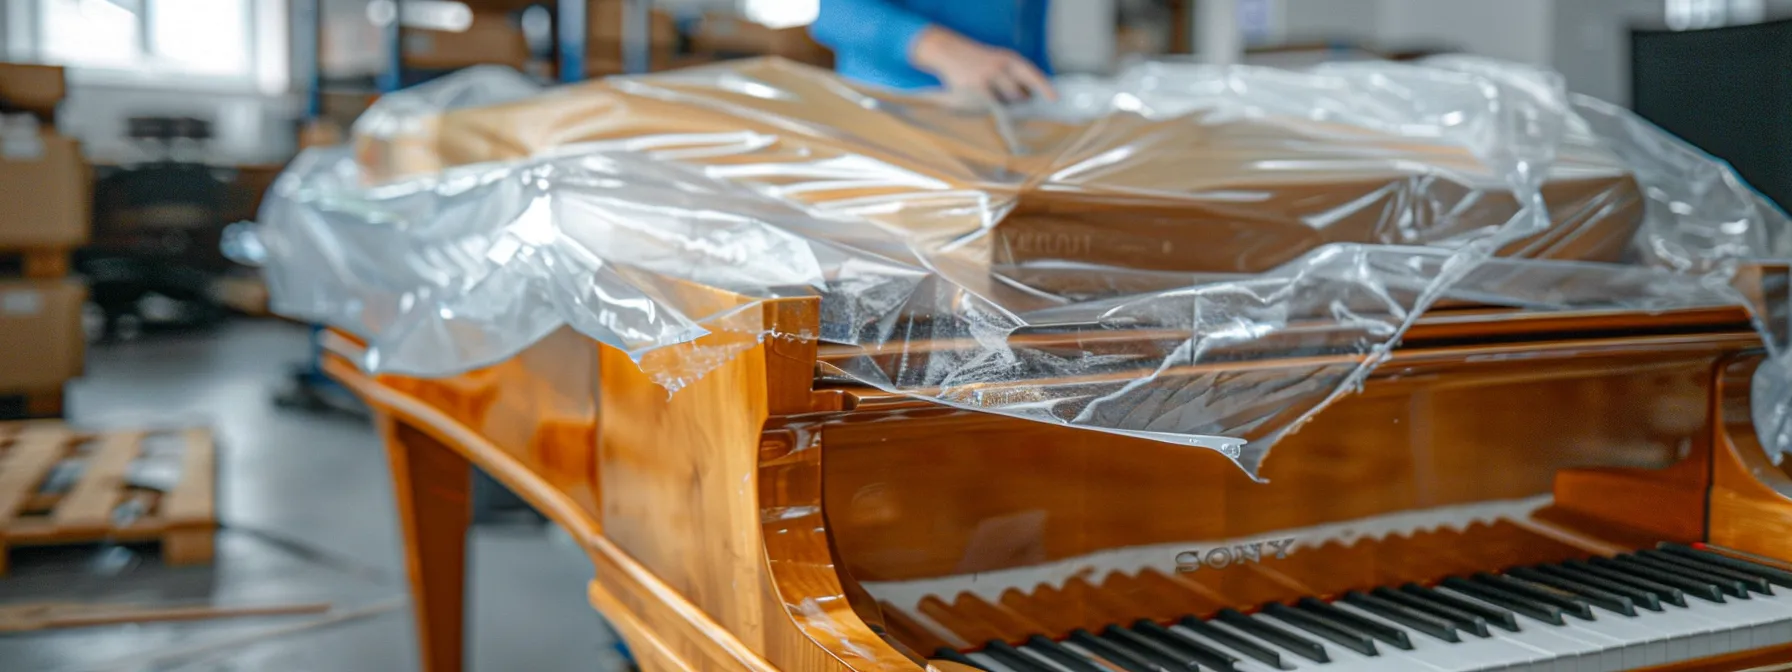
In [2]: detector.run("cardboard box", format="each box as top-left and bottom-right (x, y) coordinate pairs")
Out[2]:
(403, 12), (531, 70)
(299, 119), (344, 149)
(690, 15), (831, 67)
(0, 280), (85, 392)
(0, 63), (66, 120)
(0, 132), (91, 247)
(585, 48), (701, 75)
(589, 0), (680, 49)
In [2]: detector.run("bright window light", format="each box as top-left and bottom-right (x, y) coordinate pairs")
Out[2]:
(742, 0), (818, 29)
(152, 0), (251, 76)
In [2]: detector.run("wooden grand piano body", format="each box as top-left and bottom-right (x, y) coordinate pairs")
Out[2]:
(313, 59), (1792, 671)
(323, 292), (1792, 672)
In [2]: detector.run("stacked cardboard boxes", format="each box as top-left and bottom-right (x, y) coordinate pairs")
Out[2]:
(688, 15), (832, 68)
(585, 0), (691, 74)
(0, 63), (89, 417)
(402, 11), (533, 72)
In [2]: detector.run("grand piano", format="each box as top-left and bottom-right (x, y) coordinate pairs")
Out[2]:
(265, 58), (1792, 671)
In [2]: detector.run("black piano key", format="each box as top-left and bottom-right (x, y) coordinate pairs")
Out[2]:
(1261, 602), (1380, 657)
(1068, 629), (1164, 672)
(1439, 576), (1567, 626)
(1296, 596), (1413, 650)
(1103, 625), (1202, 671)
(1475, 571), (1598, 620)
(1507, 566), (1637, 617)
(1638, 549), (1774, 595)
(936, 647), (995, 671)
(1131, 621), (1239, 671)
(1376, 586), (1494, 637)
(983, 641), (1054, 672)
(1216, 608), (1331, 663)
(1532, 563), (1662, 611)
(1025, 635), (1116, 672)
(1564, 559), (1689, 607)
(1342, 590), (1461, 643)
(1177, 616), (1285, 669)
(1601, 555), (1735, 602)
(1403, 582), (1521, 633)
(1660, 542), (1792, 589)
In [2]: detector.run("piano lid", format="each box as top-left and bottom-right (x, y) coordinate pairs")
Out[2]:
(252, 56), (1792, 474)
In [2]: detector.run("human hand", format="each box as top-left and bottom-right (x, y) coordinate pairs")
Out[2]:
(911, 26), (1057, 104)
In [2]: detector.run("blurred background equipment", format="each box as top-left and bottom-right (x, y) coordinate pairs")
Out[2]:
(84, 115), (232, 340)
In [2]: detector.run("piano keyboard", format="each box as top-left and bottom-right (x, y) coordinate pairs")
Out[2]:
(930, 544), (1792, 672)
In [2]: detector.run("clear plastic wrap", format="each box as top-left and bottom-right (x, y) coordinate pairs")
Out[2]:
(255, 56), (1792, 474)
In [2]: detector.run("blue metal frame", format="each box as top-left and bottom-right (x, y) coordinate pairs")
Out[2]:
(287, 0), (345, 401)
(622, 0), (649, 74)
(379, 0), (405, 93)
(558, 0), (587, 82)
(294, 0), (322, 119)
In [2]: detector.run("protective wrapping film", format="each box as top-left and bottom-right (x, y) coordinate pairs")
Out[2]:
(254, 56), (1792, 475)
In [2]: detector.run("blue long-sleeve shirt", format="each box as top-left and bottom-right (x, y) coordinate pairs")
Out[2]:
(809, 0), (1051, 90)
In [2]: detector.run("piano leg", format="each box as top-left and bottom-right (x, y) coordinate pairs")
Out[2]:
(379, 414), (472, 672)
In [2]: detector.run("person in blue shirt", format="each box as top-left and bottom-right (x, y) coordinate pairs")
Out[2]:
(809, 0), (1057, 102)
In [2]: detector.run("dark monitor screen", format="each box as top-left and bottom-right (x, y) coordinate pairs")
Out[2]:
(1632, 18), (1792, 213)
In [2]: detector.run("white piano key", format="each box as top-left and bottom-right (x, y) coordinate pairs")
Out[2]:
(1057, 642), (1132, 672)
(970, 651), (1022, 672)
(1550, 599), (1669, 670)
(1673, 591), (1753, 656)
(1435, 586), (1606, 672)
(1258, 611), (1453, 672)
(1644, 602), (1721, 662)
(1164, 624), (1299, 672)
(1018, 644), (1083, 672)
(1206, 616), (1333, 668)
(1754, 590), (1792, 643)
(1709, 588), (1792, 651)
(1331, 600), (1547, 672)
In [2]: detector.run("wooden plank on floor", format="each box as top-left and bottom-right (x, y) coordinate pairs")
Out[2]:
(0, 429), (67, 526)
(0, 420), (63, 442)
(52, 431), (142, 531)
(160, 429), (214, 525)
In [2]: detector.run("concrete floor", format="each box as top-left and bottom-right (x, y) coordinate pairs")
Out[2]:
(0, 319), (626, 672)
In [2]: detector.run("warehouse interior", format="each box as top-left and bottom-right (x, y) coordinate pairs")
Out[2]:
(1, 1), (1790, 671)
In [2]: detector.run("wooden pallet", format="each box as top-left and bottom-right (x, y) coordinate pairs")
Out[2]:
(0, 247), (71, 279)
(0, 421), (216, 575)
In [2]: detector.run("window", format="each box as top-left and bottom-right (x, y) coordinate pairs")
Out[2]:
(18, 0), (283, 92)
(741, 0), (818, 30)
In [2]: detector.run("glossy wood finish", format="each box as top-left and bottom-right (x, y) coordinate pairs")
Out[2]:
(379, 415), (472, 672)
(1000, 172), (1643, 273)
(325, 349), (804, 672)
(1707, 357), (1792, 561)
(590, 297), (914, 672)
(824, 337), (1735, 592)
(325, 297), (918, 672)
(327, 295), (1792, 671)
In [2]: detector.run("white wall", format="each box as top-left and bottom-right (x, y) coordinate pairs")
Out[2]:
(1280, 0), (1378, 43)
(1378, 0), (1554, 66)
(1051, 0), (1118, 74)
(1550, 0), (1666, 105)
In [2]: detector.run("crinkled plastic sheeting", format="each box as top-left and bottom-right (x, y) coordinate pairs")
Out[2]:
(253, 56), (1792, 475)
